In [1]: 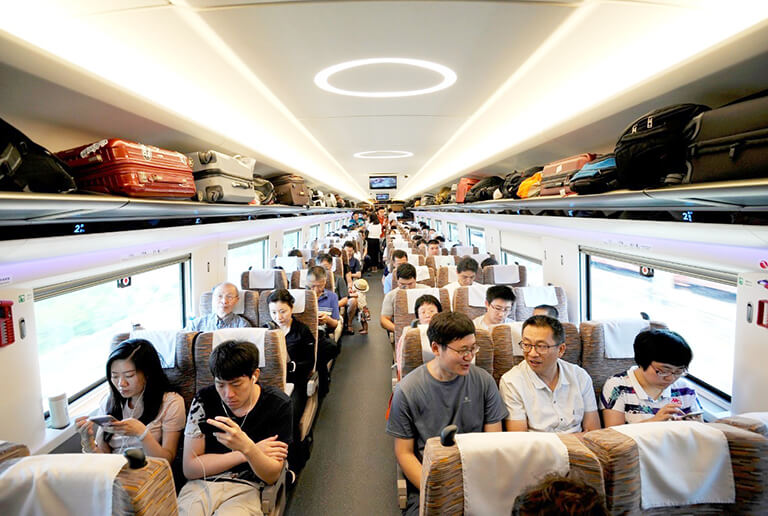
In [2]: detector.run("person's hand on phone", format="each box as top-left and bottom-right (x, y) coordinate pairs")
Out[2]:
(75, 416), (95, 439)
(318, 312), (328, 324)
(108, 418), (146, 437)
(207, 417), (254, 454)
(650, 402), (684, 422)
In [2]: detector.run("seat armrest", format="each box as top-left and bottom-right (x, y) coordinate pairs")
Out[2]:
(396, 464), (408, 509)
(261, 462), (287, 514)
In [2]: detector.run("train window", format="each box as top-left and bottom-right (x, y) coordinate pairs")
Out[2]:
(33, 258), (189, 411)
(447, 222), (459, 243)
(584, 252), (737, 399)
(228, 237), (268, 285)
(310, 224), (320, 242)
(283, 229), (301, 254)
(325, 221), (332, 235)
(467, 226), (486, 254)
(501, 249), (544, 286)
(434, 220), (442, 233)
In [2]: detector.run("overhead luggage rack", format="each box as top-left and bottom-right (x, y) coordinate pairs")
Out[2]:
(0, 192), (349, 240)
(414, 179), (768, 220)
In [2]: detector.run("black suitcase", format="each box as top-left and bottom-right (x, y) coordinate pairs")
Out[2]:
(464, 176), (504, 202)
(685, 95), (768, 184)
(0, 118), (76, 193)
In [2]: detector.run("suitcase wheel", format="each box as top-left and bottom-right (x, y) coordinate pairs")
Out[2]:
(205, 186), (223, 202)
(198, 151), (215, 165)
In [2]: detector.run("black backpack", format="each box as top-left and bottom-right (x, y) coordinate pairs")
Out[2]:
(464, 176), (504, 203)
(499, 166), (543, 199)
(0, 118), (77, 193)
(614, 104), (710, 189)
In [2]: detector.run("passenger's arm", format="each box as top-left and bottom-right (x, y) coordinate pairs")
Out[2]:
(504, 419), (529, 432)
(601, 409), (626, 428)
(581, 411), (601, 432)
(381, 314), (395, 332)
(483, 422), (503, 432)
(394, 437), (422, 489)
(338, 296), (348, 308)
(138, 425), (180, 462)
(321, 311), (339, 330)
(182, 434), (246, 479)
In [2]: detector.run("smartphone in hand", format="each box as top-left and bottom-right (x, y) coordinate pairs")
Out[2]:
(89, 415), (119, 427)
(680, 411), (703, 420)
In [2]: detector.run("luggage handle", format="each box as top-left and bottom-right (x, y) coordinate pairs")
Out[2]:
(63, 154), (104, 168)
(0, 143), (22, 180)
(140, 171), (189, 185)
(231, 181), (252, 189)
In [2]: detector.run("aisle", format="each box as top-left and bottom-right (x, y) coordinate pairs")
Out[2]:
(286, 270), (401, 515)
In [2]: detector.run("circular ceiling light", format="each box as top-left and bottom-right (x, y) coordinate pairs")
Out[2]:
(354, 150), (413, 159)
(314, 57), (457, 98)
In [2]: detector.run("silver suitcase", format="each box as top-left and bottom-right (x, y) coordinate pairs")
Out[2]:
(188, 151), (254, 203)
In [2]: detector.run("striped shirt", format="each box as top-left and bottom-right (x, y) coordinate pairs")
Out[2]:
(599, 366), (702, 423)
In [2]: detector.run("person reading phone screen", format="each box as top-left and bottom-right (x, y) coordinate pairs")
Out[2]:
(75, 339), (185, 461)
(306, 266), (340, 395)
(600, 329), (702, 425)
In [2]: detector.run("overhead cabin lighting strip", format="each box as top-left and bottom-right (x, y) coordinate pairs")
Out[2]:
(579, 246), (737, 286)
(33, 255), (191, 302)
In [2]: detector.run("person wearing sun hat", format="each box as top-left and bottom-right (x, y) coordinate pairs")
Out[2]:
(348, 278), (370, 334)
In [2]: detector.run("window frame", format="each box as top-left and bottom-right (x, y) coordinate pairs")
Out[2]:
(282, 229), (301, 254)
(581, 247), (737, 401)
(466, 225), (485, 252)
(447, 222), (459, 243)
(227, 236), (269, 283)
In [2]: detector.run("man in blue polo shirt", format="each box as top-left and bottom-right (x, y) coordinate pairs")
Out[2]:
(307, 266), (340, 396)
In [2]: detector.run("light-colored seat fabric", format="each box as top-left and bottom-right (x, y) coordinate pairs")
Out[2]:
(450, 245), (478, 256)
(452, 286), (487, 321)
(482, 264), (527, 287)
(420, 432), (604, 516)
(291, 268), (333, 292)
(199, 289), (259, 327)
(392, 265), (435, 287)
(401, 327), (493, 379)
(426, 255), (458, 270)
(579, 319), (666, 396)
(581, 423), (768, 515)
(716, 414), (768, 437)
(436, 266), (457, 288)
(241, 269), (288, 294)
(513, 285), (568, 322)
(393, 288), (451, 348)
(490, 322), (581, 386)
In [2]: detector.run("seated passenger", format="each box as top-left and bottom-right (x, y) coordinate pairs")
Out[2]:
(443, 257), (482, 306)
(600, 329), (702, 426)
(75, 339), (185, 462)
(473, 285), (516, 331)
(382, 249), (408, 294)
(500, 316), (600, 433)
(267, 289), (314, 471)
(287, 249), (303, 258)
(387, 312), (507, 515)
(533, 304), (559, 318)
(317, 253), (348, 311)
(178, 341), (291, 516)
(307, 265), (340, 395)
(435, 235), (446, 248)
(426, 239), (441, 257)
(380, 263), (433, 333)
(512, 475), (608, 516)
(480, 256), (498, 268)
(394, 294), (442, 381)
(186, 282), (252, 331)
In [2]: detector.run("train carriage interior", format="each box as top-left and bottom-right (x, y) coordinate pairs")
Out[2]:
(1, 1), (768, 515)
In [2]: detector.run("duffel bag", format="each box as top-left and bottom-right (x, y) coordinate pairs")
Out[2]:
(497, 166), (543, 199)
(517, 171), (543, 199)
(464, 175), (504, 203)
(615, 103), (709, 189)
(569, 155), (619, 194)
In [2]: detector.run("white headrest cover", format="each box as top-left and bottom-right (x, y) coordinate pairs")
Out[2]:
(601, 319), (651, 358)
(520, 286), (558, 307)
(287, 289), (306, 313)
(212, 328), (266, 368)
(248, 269), (275, 289)
(405, 288), (441, 313)
(491, 265), (520, 284)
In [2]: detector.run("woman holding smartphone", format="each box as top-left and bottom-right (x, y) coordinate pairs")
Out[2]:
(75, 339), (185, 461)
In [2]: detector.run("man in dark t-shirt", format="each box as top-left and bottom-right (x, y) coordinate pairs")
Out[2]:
(178, 341), (292, 516)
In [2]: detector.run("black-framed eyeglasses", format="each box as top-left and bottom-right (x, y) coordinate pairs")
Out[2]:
(446, 345), (480, 359)
(650, 364), (687, 379)
(518, 341), (560, 353)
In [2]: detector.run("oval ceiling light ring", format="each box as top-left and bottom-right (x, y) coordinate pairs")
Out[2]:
(314, 58), (457, 98)
(354, 150), (414, 159)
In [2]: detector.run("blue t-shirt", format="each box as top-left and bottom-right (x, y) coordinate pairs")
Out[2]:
(383, 274), (393, 294)
(317, 289), (340, 321)
(348, 257), (361, 274)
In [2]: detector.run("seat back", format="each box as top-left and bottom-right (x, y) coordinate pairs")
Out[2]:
(420, 433), (604, 516)
(195, 329), (288, 391)
(482, 264), (527, 288)
(392, 265), (435, 287)
(259, 289), (319, 350)
(291, 268), (333, 292)
(393, 288), (451, 346)
(716, 414), (768, 436)
(200, 289), (259, 327)
(241, 269), (288, 293)
(436, 266), (457, 288)
(426, 255), (458, 270)
(512, 285), (568, 322)
(450, 245), (478, 256)
(452, 286), (488, 320)
(271, 256), (305, 272)
(111, 331), (197, 409)
(490, 322), (580, 386)
(581, 424), (768, 515)
(401, 327), (493, 379)
(580, 319), (666, 395)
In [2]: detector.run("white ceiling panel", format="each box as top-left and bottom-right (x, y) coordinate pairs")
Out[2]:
(61, 0), (168, 16)
(196, 2), (576, 118)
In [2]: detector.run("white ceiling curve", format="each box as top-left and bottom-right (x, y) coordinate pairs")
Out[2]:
(1, 0), (768, 201)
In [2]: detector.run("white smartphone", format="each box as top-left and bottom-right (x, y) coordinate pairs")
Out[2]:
(680, 411), (703, 420)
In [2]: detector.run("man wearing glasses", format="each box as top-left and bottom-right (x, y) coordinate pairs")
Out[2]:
(306, 266), (340, 396)
(600, 329), (702, 425)
(473, 285), (516, 331)
(186, 282), (252, 331)
(499, 315), (600, 433)
(387, 312), (507, 516)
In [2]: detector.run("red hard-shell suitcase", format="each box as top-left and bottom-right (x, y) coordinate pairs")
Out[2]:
(56, 138), (195, 199)
(540, 153), (596, 196)
(456, 177), (480, 203)
(269, 174), (310, 206)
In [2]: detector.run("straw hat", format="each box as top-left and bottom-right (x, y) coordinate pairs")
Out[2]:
(353, 278), (370, 293)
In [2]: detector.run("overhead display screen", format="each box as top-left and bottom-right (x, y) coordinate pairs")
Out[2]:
(376, 193), (390, 201)
(369, 176), (397, 189)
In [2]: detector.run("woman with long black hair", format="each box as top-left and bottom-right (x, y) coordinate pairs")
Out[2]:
(75, 339), (185, 462)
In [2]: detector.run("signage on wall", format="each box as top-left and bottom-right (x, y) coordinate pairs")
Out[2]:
(117, 277), (132, 288)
